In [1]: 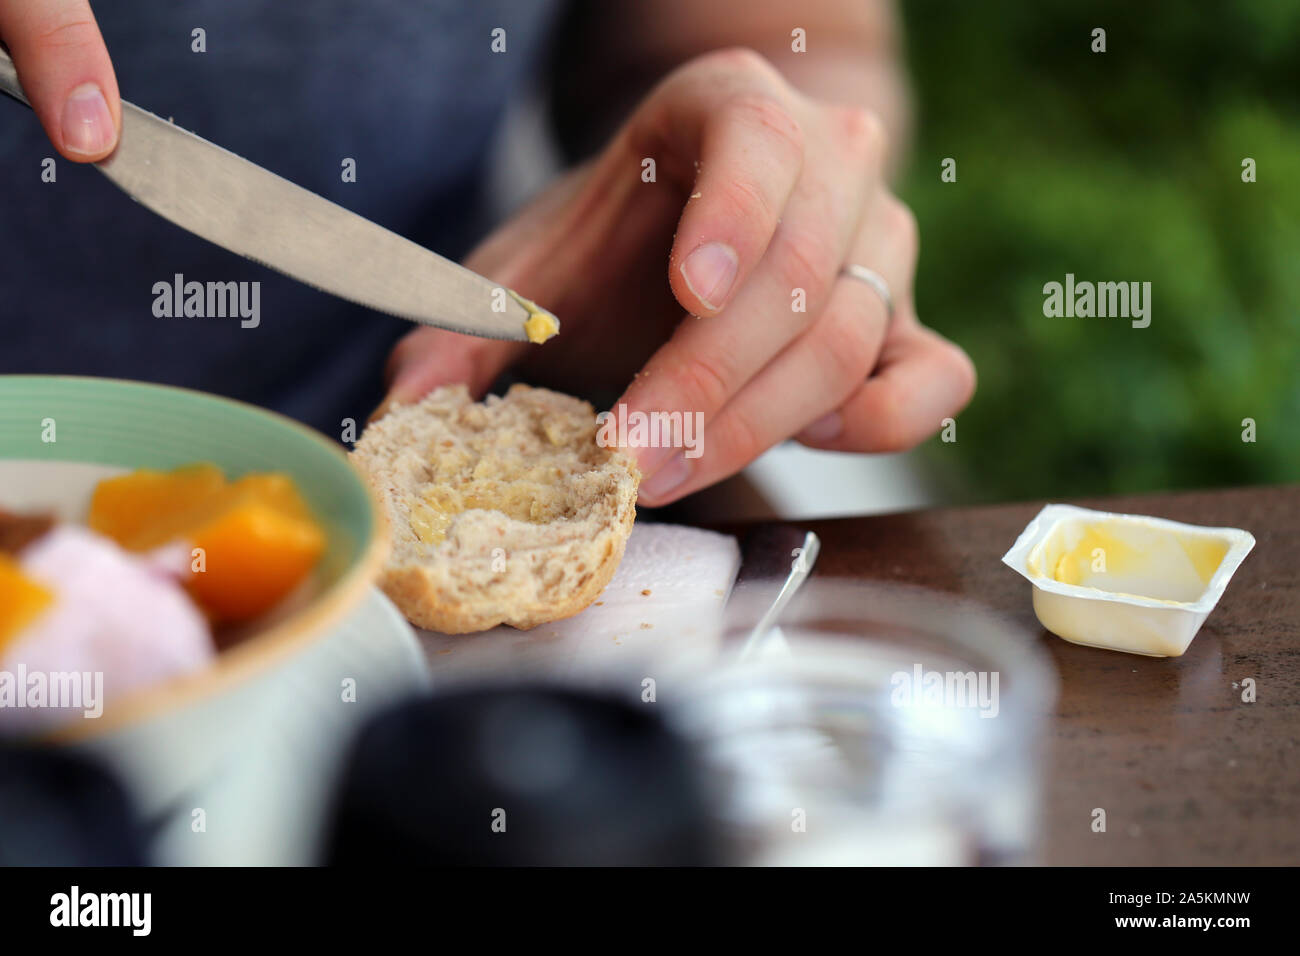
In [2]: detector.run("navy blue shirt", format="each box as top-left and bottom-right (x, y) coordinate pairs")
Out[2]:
(1, 1), (561, 434)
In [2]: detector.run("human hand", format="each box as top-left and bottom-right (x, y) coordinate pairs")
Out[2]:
(381, 48), (975, 505)
(0, 0), (119, 160)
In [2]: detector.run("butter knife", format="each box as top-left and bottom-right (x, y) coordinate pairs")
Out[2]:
(0, 49), (553, 342)
(727, 524), (821, 659)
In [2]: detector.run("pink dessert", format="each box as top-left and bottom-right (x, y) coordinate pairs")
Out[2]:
(0, 523), (214, 732)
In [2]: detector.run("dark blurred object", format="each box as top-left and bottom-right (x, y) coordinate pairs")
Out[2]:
(323, 686), (717, 866)
(0, 742), (148, 865)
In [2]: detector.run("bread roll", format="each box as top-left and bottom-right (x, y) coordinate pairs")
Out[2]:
(351, 384), (639, 633)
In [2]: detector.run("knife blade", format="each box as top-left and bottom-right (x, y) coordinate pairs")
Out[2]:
(0, 49), (551, 342)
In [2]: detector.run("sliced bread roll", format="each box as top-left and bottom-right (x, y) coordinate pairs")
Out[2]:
(351, 384), (639, 633)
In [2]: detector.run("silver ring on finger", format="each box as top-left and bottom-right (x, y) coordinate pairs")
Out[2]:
(840, 263), (894, 325)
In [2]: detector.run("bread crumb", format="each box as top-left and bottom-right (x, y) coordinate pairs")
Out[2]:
(640, 622), (652, 629)
(640, 588), (651, 596)
(690, 191), (702, 199)
(595, 600), (604, 606)
(436, 648), (453, 656)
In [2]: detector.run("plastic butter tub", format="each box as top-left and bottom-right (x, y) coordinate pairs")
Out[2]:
(1001, 504), (1255, 657)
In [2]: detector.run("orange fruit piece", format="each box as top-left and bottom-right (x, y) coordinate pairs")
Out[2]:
(188, 501), (325, 623)
(88, 463), (227, 551)
(0, 555), (54, 651)
(87, 464), (326, 624)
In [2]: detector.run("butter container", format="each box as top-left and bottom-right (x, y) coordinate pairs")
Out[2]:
(1001, 504), (1255, 657)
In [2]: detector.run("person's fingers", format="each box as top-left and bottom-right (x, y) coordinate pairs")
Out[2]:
(622, 103), (885, 482)
(637, 248), (892, 505)
(637, 188), (903, 506)
(626, 49), (805, 317)
(642, 49), (807, 317)
(796, 323), (977, 454)
(0, 0), (119, 161)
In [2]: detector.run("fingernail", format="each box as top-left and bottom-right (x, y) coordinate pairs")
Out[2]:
(61, 83), (116, 156)
(680, 242), (738, 311)
(631, 444), (675, 478)
(639, 453), (690, 502)
(799, 411), (842, 443)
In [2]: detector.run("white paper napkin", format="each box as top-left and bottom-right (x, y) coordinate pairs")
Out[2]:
(417, 524), (742, 685)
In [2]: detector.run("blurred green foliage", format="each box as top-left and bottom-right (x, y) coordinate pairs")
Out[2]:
(900, 1), (1300, 501)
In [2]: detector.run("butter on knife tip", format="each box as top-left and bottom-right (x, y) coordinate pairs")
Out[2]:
(508, 290), (560, 344)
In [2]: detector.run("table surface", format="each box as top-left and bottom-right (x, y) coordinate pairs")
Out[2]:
(793, 484), (1298, 866)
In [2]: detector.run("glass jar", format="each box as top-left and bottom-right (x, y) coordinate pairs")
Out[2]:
(663, 579), (1057, 866)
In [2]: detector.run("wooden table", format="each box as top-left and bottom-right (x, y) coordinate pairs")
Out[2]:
(791, 484), (1299, 865)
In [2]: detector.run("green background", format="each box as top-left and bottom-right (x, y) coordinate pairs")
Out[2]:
(900, 1), (1300, 502)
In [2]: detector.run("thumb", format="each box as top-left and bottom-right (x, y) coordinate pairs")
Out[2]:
(371, 328), (523, 421)
(371, 170), (595, 421)
(0, 0), (121, 161)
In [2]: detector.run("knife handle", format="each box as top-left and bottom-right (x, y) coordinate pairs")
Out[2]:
(0, 46), (32, 107)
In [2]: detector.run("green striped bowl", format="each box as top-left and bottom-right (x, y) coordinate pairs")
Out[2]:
(0, 375), (388, 739)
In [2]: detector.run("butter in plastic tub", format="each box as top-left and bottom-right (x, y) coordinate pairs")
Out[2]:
(1001, 504), (1255, 657)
